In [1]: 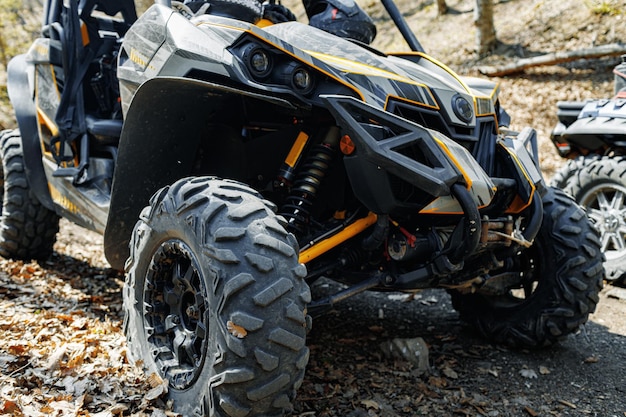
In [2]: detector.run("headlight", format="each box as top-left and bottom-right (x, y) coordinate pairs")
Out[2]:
(242, 44), (272, 79)
(282, 62), (315, 95)
(452, 94), (473, 123)
(232, 38), (349, 100)
(292, 67), (313, 93)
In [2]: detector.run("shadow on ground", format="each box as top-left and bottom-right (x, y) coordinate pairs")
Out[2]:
(296, 282), (626, 416)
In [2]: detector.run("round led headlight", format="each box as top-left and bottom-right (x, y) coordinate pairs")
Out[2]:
(452, 95), (474, 123)
(242, 44), (272, 79)
(291, 66), (315, 95)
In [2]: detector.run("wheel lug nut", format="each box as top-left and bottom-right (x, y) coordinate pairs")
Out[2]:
(186, 305), (199, 319)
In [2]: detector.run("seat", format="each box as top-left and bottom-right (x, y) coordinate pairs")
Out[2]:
(51, 0), (138, 179)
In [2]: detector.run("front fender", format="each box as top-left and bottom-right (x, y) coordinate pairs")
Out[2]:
(6, 54), (54, 209)
(104, 76), (296, 269)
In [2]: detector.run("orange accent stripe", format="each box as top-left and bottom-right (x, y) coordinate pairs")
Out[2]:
(500, 142), (536, 214)
(299, 212), (378, 263)
(285, 132), (309, 168)
(432, 136), (472, 191)
(36, 107), (59, 137)
(80, 21), (90, 46)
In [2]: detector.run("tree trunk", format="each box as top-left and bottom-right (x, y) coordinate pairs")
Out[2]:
(477, 43), (626, 76)
(436, 0), (448, 15)
(474, 0), (497, 57)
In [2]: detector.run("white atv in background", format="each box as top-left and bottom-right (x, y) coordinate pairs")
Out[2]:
(551, 56), (626, 284)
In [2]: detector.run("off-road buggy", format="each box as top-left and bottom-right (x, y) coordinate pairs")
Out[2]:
(550, 56), (626, 283)
(2, 0), (604, 415)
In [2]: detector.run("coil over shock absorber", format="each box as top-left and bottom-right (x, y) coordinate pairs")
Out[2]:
(280, 127), (339, 234)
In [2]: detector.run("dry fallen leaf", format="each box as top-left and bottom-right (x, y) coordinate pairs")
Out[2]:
(227, 320), (248, 338)
(524, 405), (539, 416)
(360, 399), (380, 410)
(8, 344), (28, 356)
(145, 383), (168, 401)
(147, 372), (166, 388)
(443, 366), (459, 379)
(558, 399), (577, 409)
(0, 399), (19, 414)
(0, 254), (171, 416)
(45, 345), (67, 371)
(428, 376), (448, 388)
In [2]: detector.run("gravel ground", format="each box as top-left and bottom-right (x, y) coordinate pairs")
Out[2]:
(2, 0), (626, 416)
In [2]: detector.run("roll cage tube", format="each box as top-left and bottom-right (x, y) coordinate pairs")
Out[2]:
(380, 0), (424, 52)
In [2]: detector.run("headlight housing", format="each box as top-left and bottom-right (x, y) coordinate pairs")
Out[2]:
(230, 37), (362, 101)
(288, 64), (315, 95)
(234, 40), (320, 97)
(452, 94), (473, 123)
(242, 44), (273, 79)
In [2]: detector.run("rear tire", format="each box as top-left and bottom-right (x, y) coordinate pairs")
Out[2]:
(123, 177), (311, 417)
(562, 156), (626, 282)
(0, 129), (59, 260)
(450, 188), (604, 348)
(549, 155), (600, 189)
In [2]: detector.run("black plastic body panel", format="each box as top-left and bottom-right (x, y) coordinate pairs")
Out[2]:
(564, 116), (626, 150)
(555, 101), (586, 127)
(6, 55), (55, 210)
(104, 76), (297, 269)
(322, 95), (462, 214)
(104, 78), (206, 269)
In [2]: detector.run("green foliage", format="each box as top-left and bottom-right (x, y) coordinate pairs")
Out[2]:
(0, 0), (42, 69)
(584, 0), (624, 15)
(0, 0), (20, 14)
(0, 0), (41, 128)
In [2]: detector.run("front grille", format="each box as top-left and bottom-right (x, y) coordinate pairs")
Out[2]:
(387, 99), (480, 142)
(386, 98), (498, 175)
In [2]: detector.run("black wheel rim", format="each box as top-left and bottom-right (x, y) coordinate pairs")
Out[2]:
(143, 240), (209, 390)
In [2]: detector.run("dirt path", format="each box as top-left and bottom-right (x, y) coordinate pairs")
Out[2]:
(296, 281), (626, 416)
(2, 220), (625, 416)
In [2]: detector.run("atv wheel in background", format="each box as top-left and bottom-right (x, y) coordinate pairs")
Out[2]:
(0, 129), (59, 260)
(562, 156), (626, 283)
(450, 188), (604, 348)
(549, 155), (601, 189)
(123, 177), (311, 417)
